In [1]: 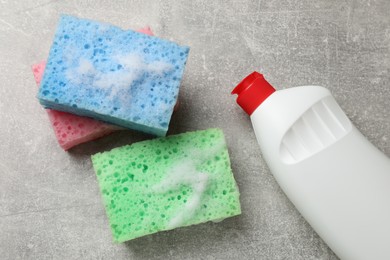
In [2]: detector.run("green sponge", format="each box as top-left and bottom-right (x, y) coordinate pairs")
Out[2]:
(91, 128), (241, 242)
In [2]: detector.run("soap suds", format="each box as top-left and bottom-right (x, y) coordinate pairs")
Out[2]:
(146, 60), (174, 75)
(77, 58), (96, 75)
(65, 58), (97, 86)
(63, 45), (79, 63)
(152, 139), (226, 229)
(66, 53), (174, 99)
(152, 159), (209, 229)
(114, 53), (173, 78)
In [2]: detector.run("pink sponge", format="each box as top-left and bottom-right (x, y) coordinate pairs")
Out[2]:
(136, 26), (154, 36)
(32, 61), (120, 150)
(33, 26), (154, 150)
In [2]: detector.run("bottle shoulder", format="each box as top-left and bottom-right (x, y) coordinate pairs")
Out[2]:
(251, 85), (332, 129)
(249, 86), (352, 163)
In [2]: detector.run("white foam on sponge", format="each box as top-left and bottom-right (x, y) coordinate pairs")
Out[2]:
(65, 58), (97, 86)
(152, 159), (209, 229)
(146, 60), (174, 76)
(77, 58), (96, 75)
(151, 139), (226, 229)
(66, 52), (174, 99)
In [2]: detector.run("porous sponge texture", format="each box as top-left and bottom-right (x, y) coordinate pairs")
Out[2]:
(91, 128), (241, 242)
(32, 27), (155, 150)
(37, 15), (189, 136)
(32, 61), (119, 150)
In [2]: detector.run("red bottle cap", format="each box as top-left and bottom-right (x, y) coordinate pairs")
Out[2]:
(231, 72), (276, 115)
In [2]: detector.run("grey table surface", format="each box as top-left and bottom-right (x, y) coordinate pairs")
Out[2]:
(0, 0), (389, 259)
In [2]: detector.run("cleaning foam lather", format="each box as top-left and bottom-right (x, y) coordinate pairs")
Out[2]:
(32, 27), (155, 150)
(232, 72), (390, 260)
(91, 128), (241, 242)
(38, 15), (189, 136)
(33, 61), (119, 150)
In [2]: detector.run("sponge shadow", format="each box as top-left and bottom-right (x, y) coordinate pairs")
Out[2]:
(124, 216), (244, 258)
(166, 85), (201, 135)
(67, 129), (154, 156)
(65, 88), (192, 156)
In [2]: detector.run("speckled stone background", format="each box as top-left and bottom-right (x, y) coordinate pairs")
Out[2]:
(0, 1), (389, 259)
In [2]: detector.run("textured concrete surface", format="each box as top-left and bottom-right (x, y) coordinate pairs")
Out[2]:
(0, 0), (389, 259)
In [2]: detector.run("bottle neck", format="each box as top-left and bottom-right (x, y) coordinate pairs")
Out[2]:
(231, 72), (276, 115)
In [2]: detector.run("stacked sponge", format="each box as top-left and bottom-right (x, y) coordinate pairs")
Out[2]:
(32, 26), (154, 150)
(33, 61), (119, 150)
(35, 15), (241, 243)
(37, 15), (189, 136)
(92, 128), (241, 242)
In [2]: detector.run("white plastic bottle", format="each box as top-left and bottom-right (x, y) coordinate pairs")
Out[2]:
(232, 72), (390, 260)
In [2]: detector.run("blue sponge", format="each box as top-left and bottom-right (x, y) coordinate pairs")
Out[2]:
(37, 15), (189, 136)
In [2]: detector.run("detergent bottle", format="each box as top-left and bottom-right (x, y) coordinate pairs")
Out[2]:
(232, 71), (390, 260)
